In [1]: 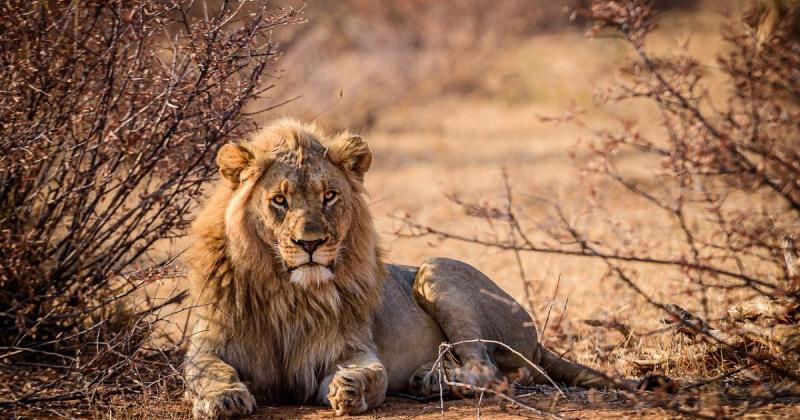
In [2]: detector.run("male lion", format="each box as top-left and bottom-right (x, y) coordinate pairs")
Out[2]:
(185, 119), (637, 418)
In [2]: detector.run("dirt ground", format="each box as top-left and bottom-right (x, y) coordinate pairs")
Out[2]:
(119, 390), (800, 419)
(162, 398), (682, 419)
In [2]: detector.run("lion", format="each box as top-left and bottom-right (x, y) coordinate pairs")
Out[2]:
(184, 119), (650, 418)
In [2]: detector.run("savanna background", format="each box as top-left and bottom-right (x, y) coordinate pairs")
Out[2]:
(2, 0), (799, 418)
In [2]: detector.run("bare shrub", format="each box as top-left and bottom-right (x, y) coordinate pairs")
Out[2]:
(0, 0), (299, 411)
(399, 0), (800, 414)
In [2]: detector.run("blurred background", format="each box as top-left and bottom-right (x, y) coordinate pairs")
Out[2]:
(269, 0), (704, 129)
(256, 0), (739, 320)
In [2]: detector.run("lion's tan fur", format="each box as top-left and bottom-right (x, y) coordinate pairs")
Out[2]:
(185, 120), (385, 402)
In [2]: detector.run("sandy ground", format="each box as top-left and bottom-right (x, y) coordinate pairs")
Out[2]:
(124, 390), (800, 419)
(151, 396), (684, 419)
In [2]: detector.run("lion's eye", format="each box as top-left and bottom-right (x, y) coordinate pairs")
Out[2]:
(271, 194), (287, 207)
(323, 190), (338, 205)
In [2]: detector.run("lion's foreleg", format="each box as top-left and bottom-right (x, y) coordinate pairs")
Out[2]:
(321, 350), (388, 416)
(184, 322), (256, 419)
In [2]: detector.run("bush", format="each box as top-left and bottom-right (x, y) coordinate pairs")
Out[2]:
(0, 0), (299, 411)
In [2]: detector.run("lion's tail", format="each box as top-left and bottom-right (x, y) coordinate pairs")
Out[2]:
(533, 344), (623, 390)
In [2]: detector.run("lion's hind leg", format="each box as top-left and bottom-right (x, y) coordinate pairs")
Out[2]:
(410, 258), (539, 396)
(409, 358), (504, 399)
(410, 257), (619, 395)
(408, 360), (453, 398)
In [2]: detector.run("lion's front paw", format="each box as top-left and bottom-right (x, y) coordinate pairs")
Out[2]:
(191, 383), (256, 419)
(327, 368), (369, 416)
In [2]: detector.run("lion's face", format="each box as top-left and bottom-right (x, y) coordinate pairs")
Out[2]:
(216, 122), (372, 288)
(252, 154), (355, 286)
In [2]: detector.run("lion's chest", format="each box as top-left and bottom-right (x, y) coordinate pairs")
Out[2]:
(220, 315), (352, 403)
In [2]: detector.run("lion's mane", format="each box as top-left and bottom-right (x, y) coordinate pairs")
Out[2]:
(185, 120), (385, 401)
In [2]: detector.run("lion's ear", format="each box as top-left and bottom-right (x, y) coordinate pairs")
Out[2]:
(217, 143), (253, 185)
(328, 134), (372, 182)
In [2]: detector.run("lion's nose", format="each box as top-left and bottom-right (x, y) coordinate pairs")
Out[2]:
(292, 238), (326, 255)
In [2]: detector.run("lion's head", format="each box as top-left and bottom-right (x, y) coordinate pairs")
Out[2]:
(211, 119), (377, 289)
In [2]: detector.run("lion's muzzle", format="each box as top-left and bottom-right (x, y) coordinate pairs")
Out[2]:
(283, 233), (338, 286)
(292, 237), (327, 255)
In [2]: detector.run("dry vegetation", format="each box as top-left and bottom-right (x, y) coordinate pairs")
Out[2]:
(0, 1), (300, 416)
(2, 0), (800, 418)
